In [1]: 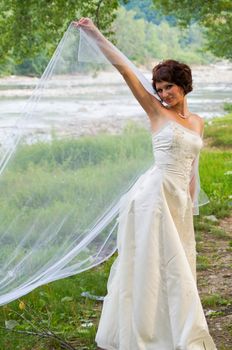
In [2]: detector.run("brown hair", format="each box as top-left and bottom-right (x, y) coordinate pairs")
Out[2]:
(152, 59), (192, 95)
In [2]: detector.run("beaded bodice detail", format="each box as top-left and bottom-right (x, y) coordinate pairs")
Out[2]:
(152, 121), (203, 185)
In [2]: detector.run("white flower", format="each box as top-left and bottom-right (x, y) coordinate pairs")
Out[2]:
(81, 322), (93, 328)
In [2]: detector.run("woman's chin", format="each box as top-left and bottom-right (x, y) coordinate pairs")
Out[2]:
(163, 101), (174, 108)
(167, 100), (179, 108)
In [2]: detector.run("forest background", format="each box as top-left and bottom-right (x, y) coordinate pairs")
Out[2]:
(0, 0), (231, 76)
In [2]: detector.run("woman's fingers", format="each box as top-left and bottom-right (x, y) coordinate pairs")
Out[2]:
(73, 17), (84, 27)
(74, 17), (94, 27)
(74, 18), (97, 33)
(75, 17), (88, 25)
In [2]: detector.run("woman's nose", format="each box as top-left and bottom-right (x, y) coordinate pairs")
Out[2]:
(162, 90), (169, 98)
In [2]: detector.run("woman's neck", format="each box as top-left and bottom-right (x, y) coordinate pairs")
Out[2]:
(170, 97), (189, 119)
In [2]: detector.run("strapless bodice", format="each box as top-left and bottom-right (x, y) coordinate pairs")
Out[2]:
(152, 121), (203, 182)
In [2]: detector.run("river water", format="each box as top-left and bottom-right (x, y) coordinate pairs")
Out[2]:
(0, 63), (231, 146)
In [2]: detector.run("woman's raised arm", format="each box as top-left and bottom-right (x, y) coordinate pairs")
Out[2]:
(74, 18), (162, 119)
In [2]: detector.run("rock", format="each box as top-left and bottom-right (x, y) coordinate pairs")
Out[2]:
(204, 215), (218, 222)
(205, 309), (215, 316)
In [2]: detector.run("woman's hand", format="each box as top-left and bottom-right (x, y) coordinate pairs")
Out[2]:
(73, 17), (161, 118)
(73, 17), (99, 34)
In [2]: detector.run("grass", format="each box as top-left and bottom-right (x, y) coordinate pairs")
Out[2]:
(223, 102), (232, 113)
(0, 114), (231, 349)
(0, 258), (114, 349)
(201, 293), (231, 308)
(194, 219), (230, 240)
(204, 113), (232, 148)
(196, 255), (211, 270)
(209, 226), (229, 239)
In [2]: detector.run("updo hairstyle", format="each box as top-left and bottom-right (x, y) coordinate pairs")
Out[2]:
(152, 59), (193, 95)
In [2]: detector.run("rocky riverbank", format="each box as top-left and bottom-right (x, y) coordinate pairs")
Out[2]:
(0, 62), (232, 97)
(0, 62), (231, 148)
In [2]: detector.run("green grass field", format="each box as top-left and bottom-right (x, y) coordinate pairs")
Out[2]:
(0, 114), (231, 350)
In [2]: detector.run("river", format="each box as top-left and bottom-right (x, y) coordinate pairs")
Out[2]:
(0, 62), (231, 146)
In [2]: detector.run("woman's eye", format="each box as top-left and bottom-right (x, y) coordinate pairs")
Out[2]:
(167, 84), (173, 89)
(157, 89), (162, 93)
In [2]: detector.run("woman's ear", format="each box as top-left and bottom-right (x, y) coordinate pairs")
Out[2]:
(178, 85), (185, 96)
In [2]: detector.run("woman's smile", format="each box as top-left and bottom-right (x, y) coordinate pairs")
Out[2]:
(155, 81), (184, 106)
(164, 96), (173, 104)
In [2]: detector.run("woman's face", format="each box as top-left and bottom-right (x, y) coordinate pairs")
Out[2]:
(155, 81), (184, 106)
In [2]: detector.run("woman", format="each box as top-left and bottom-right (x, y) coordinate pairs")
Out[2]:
(75, 18), (216, 350)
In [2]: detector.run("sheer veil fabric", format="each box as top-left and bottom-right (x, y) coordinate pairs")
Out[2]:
(0, 22), (208, 305)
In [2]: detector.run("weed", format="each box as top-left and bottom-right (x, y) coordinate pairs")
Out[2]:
(223, 103), (232, 113)
(202, 293), (231, 308)
(197, 255), (210, 271)
(0, 113), (231, 349)
(209, 226), (230, 239)
(204, 114), (232, 148)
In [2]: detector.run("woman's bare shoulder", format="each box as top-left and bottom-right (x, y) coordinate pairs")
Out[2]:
(190, 113), (204, 124)
(190, 113), (205, 134)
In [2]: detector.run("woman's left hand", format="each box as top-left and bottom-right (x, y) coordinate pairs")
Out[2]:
(73, 18), (98, 34)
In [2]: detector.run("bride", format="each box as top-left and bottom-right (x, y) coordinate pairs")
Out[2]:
(75, 18), (216, 350)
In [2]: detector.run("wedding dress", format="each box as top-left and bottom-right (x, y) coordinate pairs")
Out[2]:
(96, 120), (216, 349)
(0, 25), (215, 350)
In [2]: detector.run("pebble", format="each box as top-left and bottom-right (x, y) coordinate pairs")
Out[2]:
(204, 215), (218, 222)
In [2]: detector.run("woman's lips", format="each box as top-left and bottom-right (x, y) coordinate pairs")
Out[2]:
(164, 97), (172, 103)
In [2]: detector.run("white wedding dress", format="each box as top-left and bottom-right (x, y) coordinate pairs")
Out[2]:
(96, 120), (216, 350)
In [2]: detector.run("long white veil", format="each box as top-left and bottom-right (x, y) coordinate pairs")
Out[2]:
(0, 22), (208, 305)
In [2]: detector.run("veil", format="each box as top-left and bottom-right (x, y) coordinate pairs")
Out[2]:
(0, 22), (208, 305)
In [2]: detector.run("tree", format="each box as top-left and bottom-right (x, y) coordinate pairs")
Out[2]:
(113, 7), (212, 66)
(121, 0), (176, 25)
(113, 7), (147, 63)
(152, 0), (232, 59)
(0, 0), (120, 74)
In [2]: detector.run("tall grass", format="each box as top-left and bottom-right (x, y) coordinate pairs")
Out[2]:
(204, 113), (232, 148)
(0, 123), (153, 265)
(0, 116), (231, 349)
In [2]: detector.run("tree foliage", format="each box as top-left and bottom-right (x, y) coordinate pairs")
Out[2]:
(0, 0), (222, 76)
(121, 0), (176, 25)
(152, 0), (232, 59)
(0, 0), (119, 74)
(114, 7), (213, 65)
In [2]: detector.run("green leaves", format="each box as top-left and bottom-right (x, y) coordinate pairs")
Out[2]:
(114, 7), (211, 64)
(61, 296), (74, 303)
(0, 0), (120, 75)
(152, 0), (232, 59)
